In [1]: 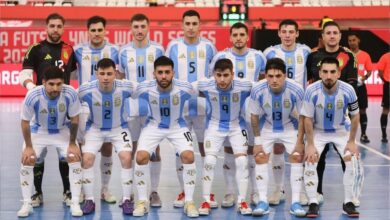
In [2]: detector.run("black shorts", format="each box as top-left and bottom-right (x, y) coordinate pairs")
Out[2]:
(382, 81), (389, 108)
(357, 84), (368, 109)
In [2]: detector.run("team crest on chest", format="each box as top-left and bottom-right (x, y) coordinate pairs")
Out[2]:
(248, 60), (254, 69)
(189, 51), (196, 59)
(232, 93), (239, 102)
(148, 53), (154, 63)
(172, 95), (179, 105)
(221, 96), (228, 103)
(237, 61), (244, 70)
(199, 50), (205, 59)
(283, 99), (291, 108)
(59, 103), (65, 112)
(137, 55), (144, 63)
(93, 55), (99, 62)
(162, 98), (168, 105)
(104, 101), (111, 107)
(273, 101), (280, 109)
(336, 99), (344, 109)
(49, 107), (56, 114)
(297, 55), (303, 64)
(114, 97), (121, 107)
(327, 103), (333, 110)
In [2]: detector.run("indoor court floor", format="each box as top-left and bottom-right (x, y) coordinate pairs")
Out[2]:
(0, 97), (388, 220)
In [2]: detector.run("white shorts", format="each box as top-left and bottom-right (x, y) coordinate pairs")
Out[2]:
(137, 126), (194, 156)
(77, 103), (90, 144)
(83, 126), (133, 155)
(127, 116), (147, 141)
(313, 131), (349, 156)
(204, 126), (248, 156)
(185, 115), (206, 143)
(260, 129), (297, 154)
(27, 129), (70, 163)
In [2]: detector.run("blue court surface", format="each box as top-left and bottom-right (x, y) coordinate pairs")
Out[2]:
(0, 97), (389, 220)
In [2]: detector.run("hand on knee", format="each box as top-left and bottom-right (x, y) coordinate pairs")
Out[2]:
(289, 152), (303, 163)
(254, 152), (269, 164)
(67, 153), (81, 163)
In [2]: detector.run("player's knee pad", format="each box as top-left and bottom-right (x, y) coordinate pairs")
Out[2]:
(204, 154), (217, 169)
(235, 155), (248, 171)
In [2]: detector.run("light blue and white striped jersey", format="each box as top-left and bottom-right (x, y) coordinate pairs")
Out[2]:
(300, 80), (359, 133)
(21, 85), (81, 134)
(119, 41), (164, 82)
(209, 48), (266, 82)
(74, 41), (119, 86)
(133, 79), (194, 129)
(249, 78), (304, 132)
(166, 37), (217, 82)
(78, 79), (136, 131)
(263, 43), (311, 88)
(197, 79), (252, 132)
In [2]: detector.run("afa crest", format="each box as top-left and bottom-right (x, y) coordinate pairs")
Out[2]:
(199, 50), (205, 59)
(172, 95), (179, 105)
(336, 99), (344, 109)
(248, 60), (254, 69)
(114, 97), (121, 107)
(59, 103), (65, 112)
(148, 53), (154, 63)
(297, 55), (303, 64)
(283, 99), (291, 108)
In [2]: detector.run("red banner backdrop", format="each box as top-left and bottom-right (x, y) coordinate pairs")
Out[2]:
(0, 63), (384, 97)
(0, 27), (238, 64)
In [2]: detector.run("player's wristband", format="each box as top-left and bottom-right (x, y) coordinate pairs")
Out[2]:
(26, 82), (36, 90)
(254, 136), (262, 145)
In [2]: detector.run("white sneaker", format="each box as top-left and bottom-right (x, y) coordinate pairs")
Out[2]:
(17, 202), (33, 217)
(71, 203), (83, 217)
(101, 190), (117, 203)
(250, 192), (260, 205)
(299, 192), (309, 206)
(317, 193), (324, 204)
(184, 201), (199, 217)
(133, 200), (149, 217)
(268, 190), (285, 205)
(221, 194), (235, 208)
(352, 197), (360, 207)
(237, 201), (252, 215)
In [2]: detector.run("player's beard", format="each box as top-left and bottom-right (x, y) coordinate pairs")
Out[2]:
(322, 80), (337, 90)
(157, 79), (172, 90)
(48, 33), (61, 44)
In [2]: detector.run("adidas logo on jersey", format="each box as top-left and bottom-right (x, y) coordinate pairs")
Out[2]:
(94, 102), (101, 106)
(264, 103), (271, 108)
(44, 54), (52, 60)
(179, 53), (186, 59)
(151, 100), (158, 105)
(82, 55), (90, 61)
(316, 104), (324, 109)
(40, 109), (48, 114)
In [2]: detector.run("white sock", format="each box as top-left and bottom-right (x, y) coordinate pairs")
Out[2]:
(223, 152), (236, 195)
(343, 161), (354, 204)
(20, 165), (34, 203)
(235, 156), (249, 202)
(248, 154), (257, 194)
(290, 163), (303, 204)
(202, 155), (217, 202)
(121, 168), (133, 201)
(83, 167), (94, 201)
(304, 162), (318, 204)
(255, 163), (268, 202)
(134, 163), (148, 201)
(100, 156), (113, 192)
(150, 161), (161, 193)
(272, 153), (285, 192)
(176, 155), (184, 192)
(69, 162), (83, 204)
(183, 163), (197, 202)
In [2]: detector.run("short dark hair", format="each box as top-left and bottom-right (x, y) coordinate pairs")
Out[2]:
(279, 19), (298, 31)
(214, 58), (233, 72)
(154, 56), (174, 69)
(46, 13), (65, 25)
(265, 58), (286, 74)
(230, 22), (248, 34)
(322, 21), (340, 32)
(130, 13), (149, 24)
(320, 57), (339, 68)
(347, 31), (360, 39)
(87, 16), (106, 29)
(182, 10), (200, 20)
(43, 66), (64, 81)
(97, 58), (116, 70)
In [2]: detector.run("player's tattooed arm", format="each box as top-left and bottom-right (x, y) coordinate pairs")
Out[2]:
(69, 115), (79, 145)
(251, 114), (261, 137)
